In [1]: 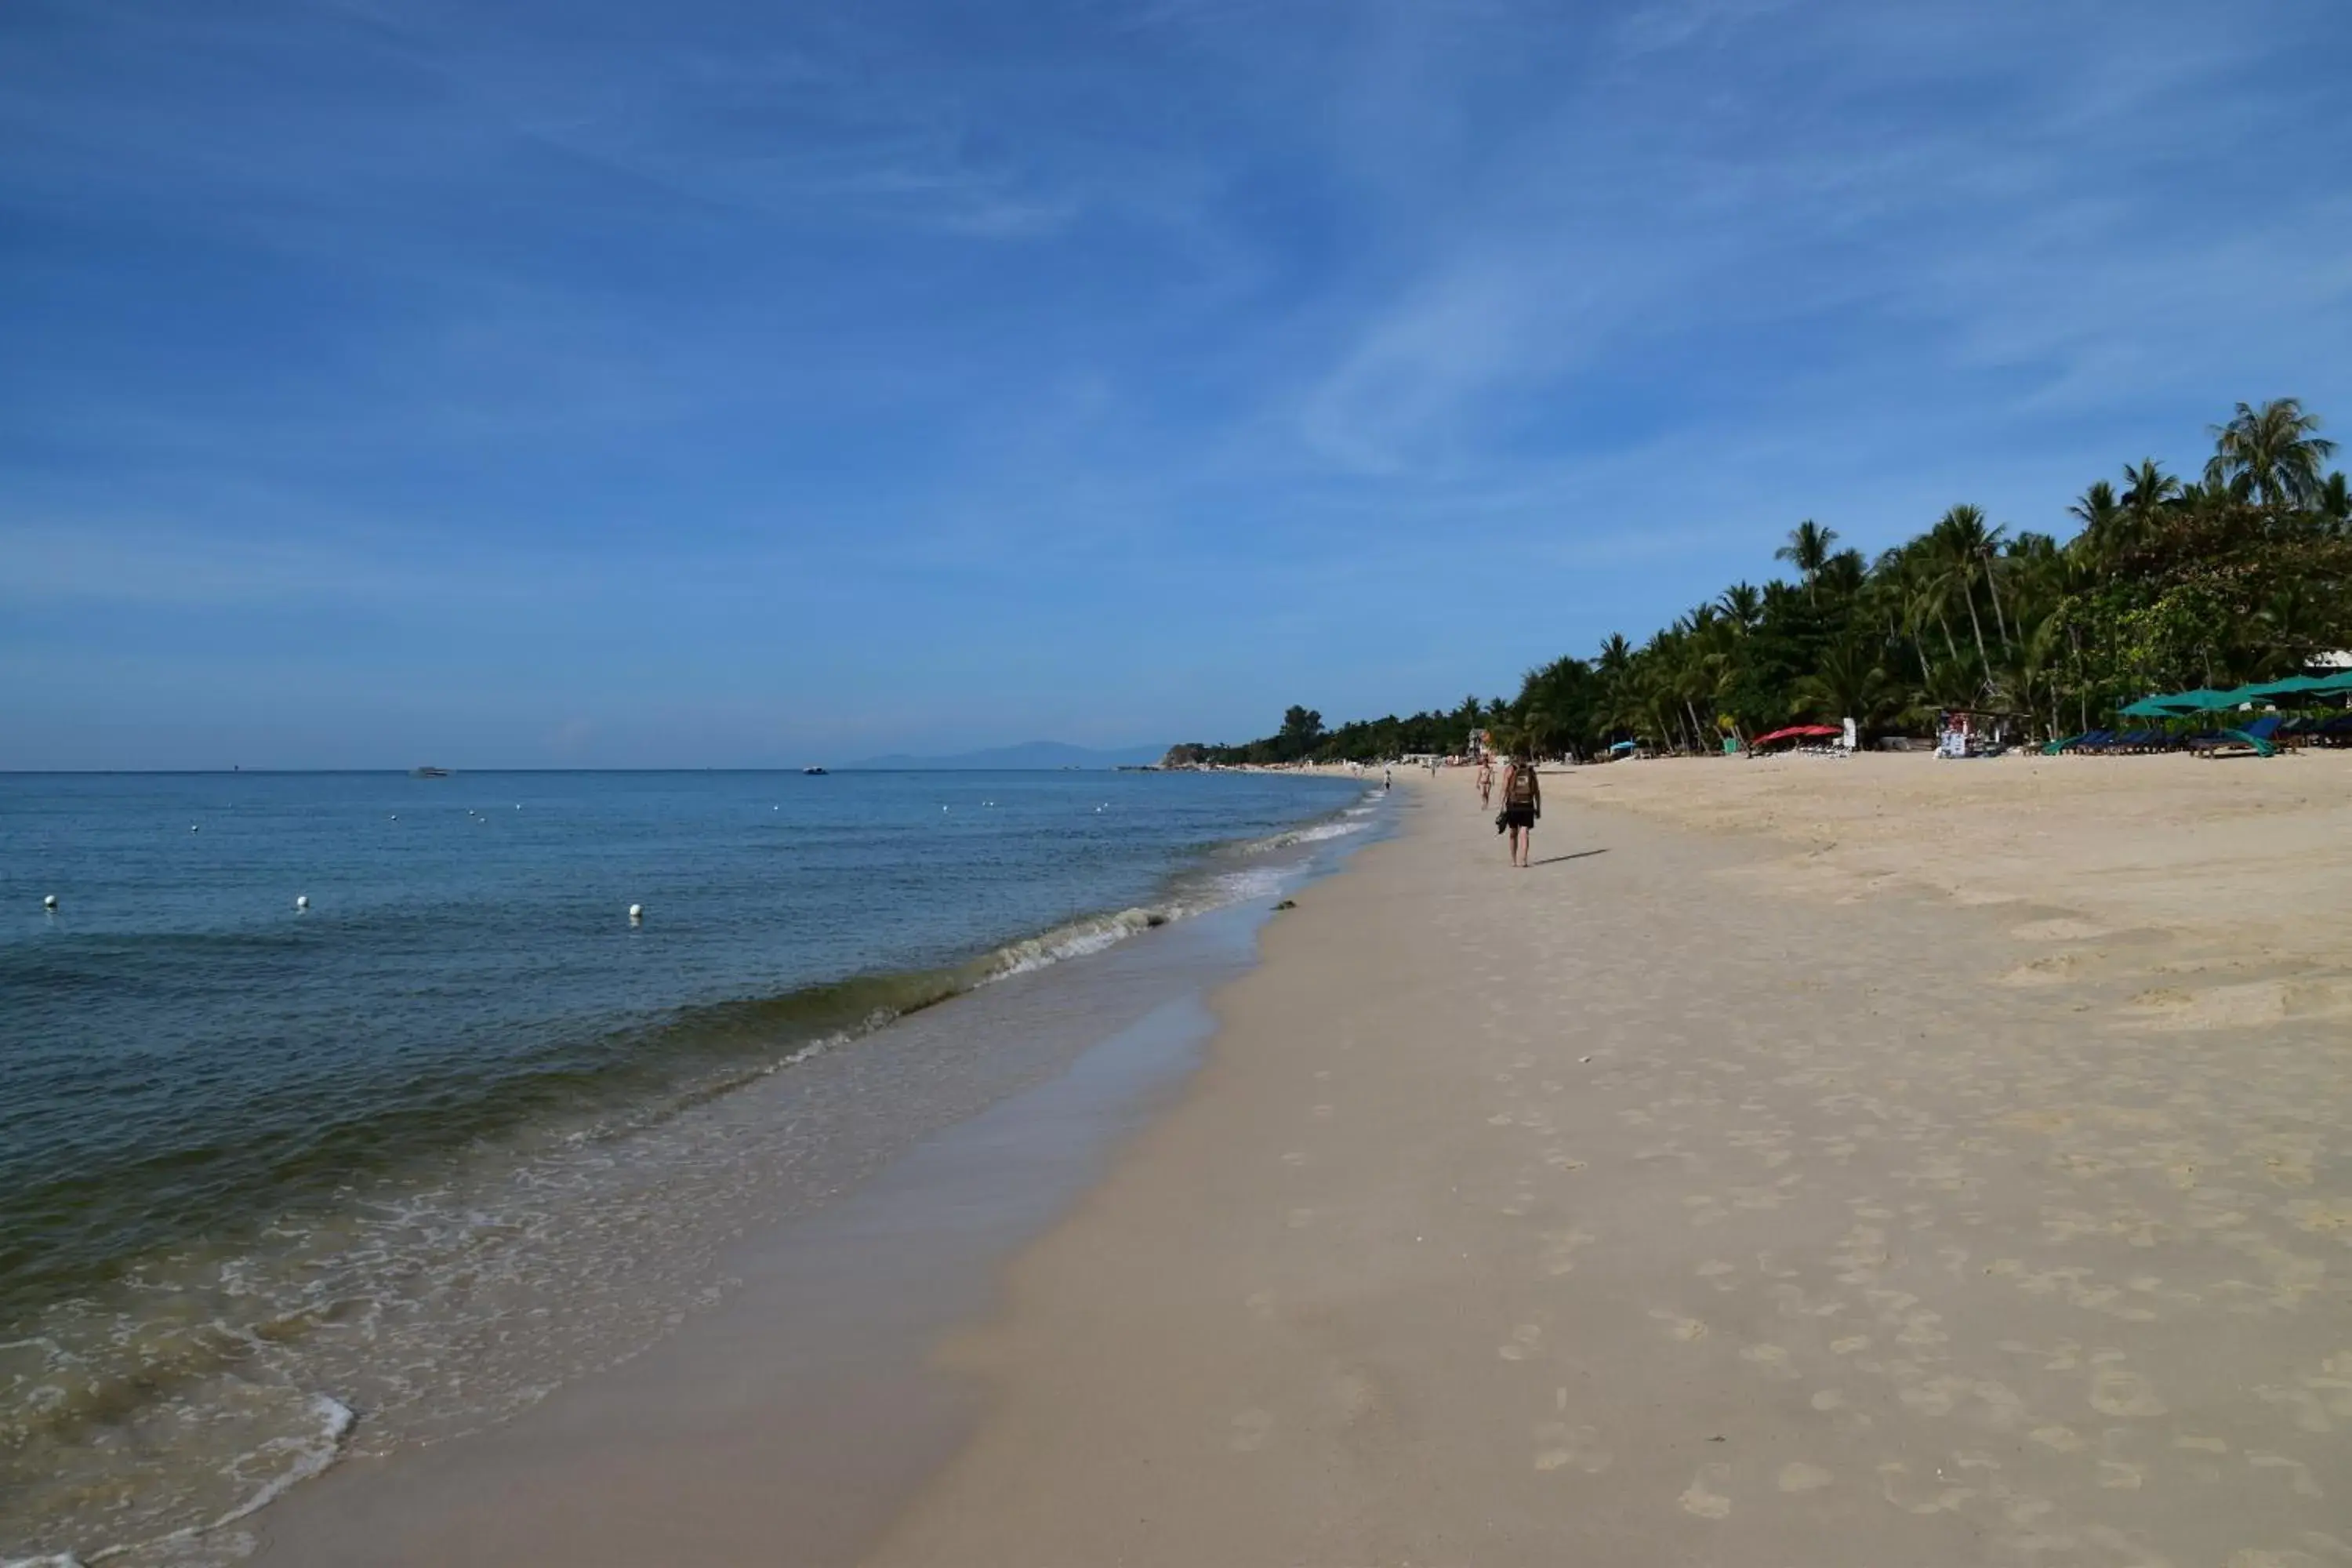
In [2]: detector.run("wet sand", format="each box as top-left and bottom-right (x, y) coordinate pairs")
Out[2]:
(244, 899), (1283, 1568)
(863, 760), (2352, 1566)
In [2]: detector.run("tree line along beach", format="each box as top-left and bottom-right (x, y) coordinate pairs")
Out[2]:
(1171, 398), (2350, 766)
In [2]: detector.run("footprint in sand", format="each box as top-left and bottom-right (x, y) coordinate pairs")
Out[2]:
(1778, 1461), (1833, 1493)
(2283, 1200), (2352, 1233)
(1999, 953), (2100, 988)
(2118, 979), (2350, 1033)
(1650, 1308), (1708, 1342)
(1876, 1461), (1973, 1515)
(2010, 918), (2113, 942)
(2249, 1453), (2325, 1499)
(1499, 1324), (1542, 1361)
(1679, 1463), (1733, 1518)
(1229, 1409), (1274, 1452)
(2089, 1367), (2167, 1418)
(1532, 1421), (1613, 1475)
(1539, 1229), (1595, 1276)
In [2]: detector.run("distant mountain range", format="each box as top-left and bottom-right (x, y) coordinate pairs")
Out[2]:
(837, 740), (1168, 771)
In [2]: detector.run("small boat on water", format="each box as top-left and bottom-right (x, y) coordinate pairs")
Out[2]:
(803, 766), (829, 775)
(411, 766), (451, 779)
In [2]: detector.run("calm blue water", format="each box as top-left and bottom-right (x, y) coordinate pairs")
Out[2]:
(4, 767), (1376, 1563)
(0, 769), (1359, 1320)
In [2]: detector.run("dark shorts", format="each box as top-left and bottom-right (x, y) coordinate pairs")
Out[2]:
(1501, 805), (1536, 830)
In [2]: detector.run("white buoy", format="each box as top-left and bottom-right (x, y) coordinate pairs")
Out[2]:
(296, 895), (309, 912)
(191, 824), (200, 833)
(43, 893), (58, 910)
(628, 903), (644, 924)
(390, 814), (398, 822)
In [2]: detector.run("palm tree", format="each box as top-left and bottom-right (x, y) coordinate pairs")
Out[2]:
(1774, 519), (1839, 603)
(1940, 504), (2012, 648)
(2316, 471), (2350, 532)
(1795, 639), (1893, 731)
(2121, 458), (2180, 514)
(2067, 480), (2119, 563)
(1817, 548), (1868, 603)
(2207, 398), (2339, 509)
(1717, 581), (1763, 633)
(1991, 608), (2067, 740)
(1928, 506), (1996, 670)
(1595, 633), (1642, 742)
(1916, 655), (1986, 716)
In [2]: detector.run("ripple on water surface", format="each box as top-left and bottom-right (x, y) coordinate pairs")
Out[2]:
(0, 769), (1377, 1563)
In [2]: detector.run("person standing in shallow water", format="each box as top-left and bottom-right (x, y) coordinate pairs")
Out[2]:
(1499, 753), (1540, 868)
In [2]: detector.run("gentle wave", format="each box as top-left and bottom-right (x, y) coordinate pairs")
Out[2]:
(1, 1395), (349, 1568)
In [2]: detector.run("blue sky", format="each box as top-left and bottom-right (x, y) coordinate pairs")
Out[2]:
(5, 0), (2350, 768)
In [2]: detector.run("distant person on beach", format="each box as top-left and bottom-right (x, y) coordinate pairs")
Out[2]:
(1498, 753), (1540, 868)
(1475, 755), (1494, 808)
(1383, 764), (1392, 791)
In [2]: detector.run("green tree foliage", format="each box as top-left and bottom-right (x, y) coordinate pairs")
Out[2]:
(1185, 401), (2352, 764)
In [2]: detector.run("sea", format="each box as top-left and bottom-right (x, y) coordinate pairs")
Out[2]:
(0, 768), (1377, 1566)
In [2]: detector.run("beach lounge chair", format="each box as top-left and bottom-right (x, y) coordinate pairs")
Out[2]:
(2189, 714), (2280, 759)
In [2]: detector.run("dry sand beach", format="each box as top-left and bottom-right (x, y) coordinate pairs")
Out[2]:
(863, 756), (2352, 1568)
(256, 756), (2352, 1566)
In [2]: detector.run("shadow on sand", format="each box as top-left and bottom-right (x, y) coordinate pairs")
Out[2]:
(1526, 848), (1610, 868)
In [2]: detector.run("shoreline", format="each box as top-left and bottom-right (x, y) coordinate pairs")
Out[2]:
(63, 753), (2352, 1564)
(221, 801), (1386, 1567)
(2, 774), (1374, 1568)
